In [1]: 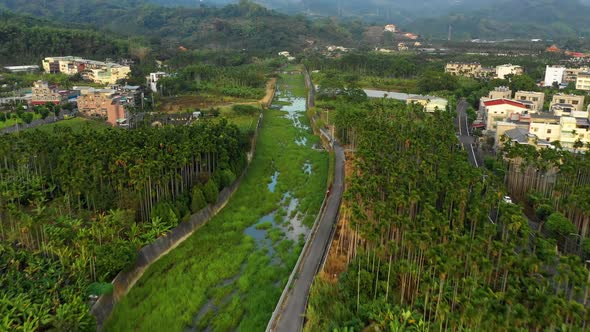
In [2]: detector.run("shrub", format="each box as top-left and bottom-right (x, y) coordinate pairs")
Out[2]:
(535, 204), (554, 222)
(191, 186), (207, 213)
(545, 213), (576, 239)
(203, 179), (219, 204)
(94, 241), (137, 281)
(233, 104), (259, 115)
(151, 201), (179, 228)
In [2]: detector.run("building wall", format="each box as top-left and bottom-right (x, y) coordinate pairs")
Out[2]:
(544, 66), (566, 86)
(529, 122), (561, 143)
(514, 91), (545, 112)
(576, 73), (590, 91)
(551, 94), (585, 112)
(31, 81), (61, 105)
(496, 65), (523, 79)
(484, 104), (526, 130)
(488, 88), (512, 100)
(445, 62), (482, 77)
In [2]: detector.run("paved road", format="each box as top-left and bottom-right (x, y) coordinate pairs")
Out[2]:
(273, 141), (345, 332)
(455, 100), (480, 167)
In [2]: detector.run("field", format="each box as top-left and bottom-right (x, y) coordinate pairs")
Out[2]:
(0, 113), (42, 130)
(31, 117), (110, 132)
(104, 71), (328, 331)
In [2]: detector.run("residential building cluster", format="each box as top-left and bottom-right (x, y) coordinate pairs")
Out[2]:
(76, 85), (139, 126)
(29, 79), (139, 126)
(42, 56), (131, 85)
(445, 62), (523, 79)
(543, 65), (590, 90)
(477, 86), (590, 151)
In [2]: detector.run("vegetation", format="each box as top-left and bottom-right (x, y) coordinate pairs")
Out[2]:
(306, 95), (590, 330)
(0, 11), (131, 66)
(105, 72), (328, 331)
(0, 120), (248, 330)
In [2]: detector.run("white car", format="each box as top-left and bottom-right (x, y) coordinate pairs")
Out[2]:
(503, 196), (513, 204)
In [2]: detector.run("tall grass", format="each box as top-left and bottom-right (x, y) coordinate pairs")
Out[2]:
(104, 72), (328, 332)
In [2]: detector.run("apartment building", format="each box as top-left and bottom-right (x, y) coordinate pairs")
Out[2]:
(559, 117), (590, 148)
(564, 67), (589, 84)
(42, 56), (131, 84)
(489, 86), (512, 100)
(31, 80), (63, 105)
(483, 99), (528, 131)
(514, 91), (544, 113)
(445, 62), (483, 78)
(77, 88), (130, 126)
(496, 64), (523, 79)
(528, 114), (562, 143)
(544, 65), (566, 86)
(576, 72), (590, 91)
(550, 94), (585, 114)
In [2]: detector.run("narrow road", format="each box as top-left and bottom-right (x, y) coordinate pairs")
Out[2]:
(455, 99), (480, 167)
(272, 141), (345, 332)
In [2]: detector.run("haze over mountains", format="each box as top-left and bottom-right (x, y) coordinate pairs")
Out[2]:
(151, 0), (590, 40)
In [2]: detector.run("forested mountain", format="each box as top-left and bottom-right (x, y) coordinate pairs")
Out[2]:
(0, 11), (131, 65)
(160, 0), (590, 40)
(0, 0), (357, 56)
(407, 0), (590, 40)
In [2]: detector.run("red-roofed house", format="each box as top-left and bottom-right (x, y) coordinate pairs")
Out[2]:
(483, 99), (528, 131)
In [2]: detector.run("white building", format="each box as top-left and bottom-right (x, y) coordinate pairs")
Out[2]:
(146, 72), (169, 93)
(544, 65), (566, 87)
(496, 64), (523, 80)
(384, 24), (397, 33)
(483, 99), (528, 131)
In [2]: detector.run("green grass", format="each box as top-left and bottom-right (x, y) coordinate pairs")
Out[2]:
(104, 72), (328, 332)
(0, 113), (42, 130)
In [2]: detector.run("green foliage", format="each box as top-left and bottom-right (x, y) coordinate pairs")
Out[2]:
(105, 72), (327, 331)
(202, 179), (219, 205)
(545, 213), (577, 238)
(150, 201), (179, 228)
(535, 204), (554, 222)
(583, 238), (590, 259)
(233, 104), (260, 115)
(94, 242), (137, 281)
(417, 70), (459, 93)
(87, 282), (114, 296)
(190, 186), (207, 213)
(0, 11), (130, 65)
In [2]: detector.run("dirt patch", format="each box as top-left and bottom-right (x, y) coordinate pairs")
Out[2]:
(157, 79), (277, 113)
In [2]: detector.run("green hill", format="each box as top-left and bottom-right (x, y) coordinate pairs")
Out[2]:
(0, 0), (357, 56)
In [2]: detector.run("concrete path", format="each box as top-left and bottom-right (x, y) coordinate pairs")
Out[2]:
(272, 141), (345, 332)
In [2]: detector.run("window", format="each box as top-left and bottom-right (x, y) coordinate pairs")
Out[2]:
(546, 137), (551, 141)
(533, 97), (538, 101)
(547, 129), (552, 134)
(559, 99), (565, 103)
(573, 100), (579, 105)
(534, 128), (539, 132)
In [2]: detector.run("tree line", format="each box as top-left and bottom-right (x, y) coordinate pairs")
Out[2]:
(306, 97), (590, 330)
(0, 120), (249, 330)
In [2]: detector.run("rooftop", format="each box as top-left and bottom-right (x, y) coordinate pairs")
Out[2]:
(484, 99), (527, 109)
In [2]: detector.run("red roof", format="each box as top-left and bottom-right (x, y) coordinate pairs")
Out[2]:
(483, 99), (527, 109)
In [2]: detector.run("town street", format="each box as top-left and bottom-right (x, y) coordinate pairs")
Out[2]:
(455, 99), (481, 167)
